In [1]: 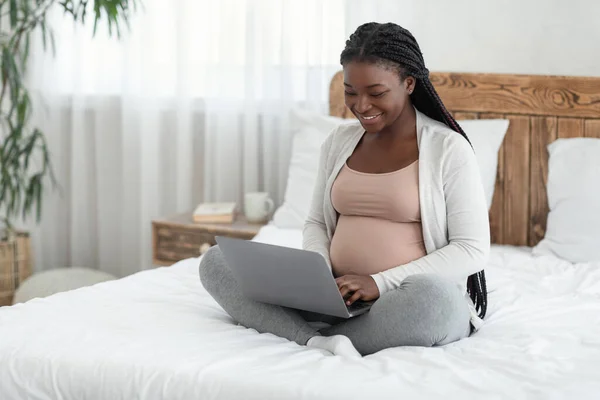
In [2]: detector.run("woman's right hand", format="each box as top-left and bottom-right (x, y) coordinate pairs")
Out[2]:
(335, 274), (380, 306)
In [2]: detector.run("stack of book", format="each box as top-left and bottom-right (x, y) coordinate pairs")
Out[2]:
(192, 202), (237, 224)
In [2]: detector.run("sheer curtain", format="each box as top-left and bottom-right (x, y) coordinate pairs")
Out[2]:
(26, 0), (346, 277)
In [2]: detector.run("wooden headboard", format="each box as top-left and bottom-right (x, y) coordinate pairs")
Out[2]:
(329, 71), (600, 246)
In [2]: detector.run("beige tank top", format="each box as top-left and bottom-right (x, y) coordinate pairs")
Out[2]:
(330, 160), (427, 277)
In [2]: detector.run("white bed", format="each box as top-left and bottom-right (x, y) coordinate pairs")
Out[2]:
(2, 224), (600, 400)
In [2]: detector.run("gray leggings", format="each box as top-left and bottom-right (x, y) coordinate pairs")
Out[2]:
(199, 245), (471, 356)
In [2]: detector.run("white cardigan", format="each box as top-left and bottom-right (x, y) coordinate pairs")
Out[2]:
(302, 109), (490, 327)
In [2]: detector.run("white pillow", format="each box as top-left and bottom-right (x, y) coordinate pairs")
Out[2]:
(533, 138), (600, 263)
(272, 111), (509, 229)
(271, 108), (348, 229)
(458, 119), (510, 210)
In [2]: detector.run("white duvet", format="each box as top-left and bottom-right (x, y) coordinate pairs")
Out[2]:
(1, 225), (600, 400)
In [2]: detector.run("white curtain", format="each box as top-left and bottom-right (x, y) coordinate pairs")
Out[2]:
(25, 0), (348, 277)
(22, 0), (598, 277)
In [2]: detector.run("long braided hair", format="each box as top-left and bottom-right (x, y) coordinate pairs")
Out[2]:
(340, 22), (488, 319)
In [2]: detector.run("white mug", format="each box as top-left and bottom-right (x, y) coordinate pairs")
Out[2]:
(244, 192), (275, 223)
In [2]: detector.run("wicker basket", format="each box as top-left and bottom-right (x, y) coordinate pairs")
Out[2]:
(0, 232), (32, 306)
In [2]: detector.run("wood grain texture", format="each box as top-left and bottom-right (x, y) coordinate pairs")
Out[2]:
(454, 112), (478, 120)
(151, 213), (264, 266)
(480, 113), (505, 244)
(431, 72), (600, 118)
(491, 143), (505, 244)
(328, 70), (600, 246)
(558, 118), (584, 139)
(585, 119), (600, 138)
(329, 71), (356, 119)
(502, 116), (531, 245)
(329, 71), (347, 118)
(529, 117), (557, 246)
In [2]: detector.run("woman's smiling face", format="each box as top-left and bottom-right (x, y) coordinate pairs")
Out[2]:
(343, 61), (415, 134)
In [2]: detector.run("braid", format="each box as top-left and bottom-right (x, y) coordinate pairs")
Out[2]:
(341, 22), (488, 319)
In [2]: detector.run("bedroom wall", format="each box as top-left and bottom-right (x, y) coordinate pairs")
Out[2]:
(345, 0), (600, 77)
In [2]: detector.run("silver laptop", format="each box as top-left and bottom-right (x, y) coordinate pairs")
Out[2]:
(215, 236), (373, 319)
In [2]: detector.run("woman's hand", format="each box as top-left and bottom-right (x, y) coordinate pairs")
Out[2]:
(335, 275), (380, 306)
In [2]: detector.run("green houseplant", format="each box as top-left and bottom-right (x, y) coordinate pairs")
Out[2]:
(0, 0), (139, 305)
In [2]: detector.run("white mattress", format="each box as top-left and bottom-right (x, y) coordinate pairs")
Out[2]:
(2, 224), (600, 400)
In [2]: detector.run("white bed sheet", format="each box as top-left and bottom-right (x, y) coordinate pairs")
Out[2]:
(2, 224), (600, 400)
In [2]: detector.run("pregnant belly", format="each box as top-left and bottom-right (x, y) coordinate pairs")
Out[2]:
(330, 215), (427, 277)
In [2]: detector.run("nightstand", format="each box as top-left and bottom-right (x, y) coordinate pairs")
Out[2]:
(151, 212), (266, 266)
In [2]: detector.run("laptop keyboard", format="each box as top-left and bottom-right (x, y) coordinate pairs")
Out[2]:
(347, 301), (372, 311)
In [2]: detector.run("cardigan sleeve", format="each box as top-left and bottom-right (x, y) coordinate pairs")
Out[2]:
(371, 136), (491, 295)
(302, 131), (336, 269)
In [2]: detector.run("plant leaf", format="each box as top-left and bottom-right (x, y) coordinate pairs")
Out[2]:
(36, 177), (43, 221)
(17, 90), (30, 126)
(9, 0), (18, 29)
(40, 19), (48, 51)
(0, 0), (139, 229)
(1, 48), (19, 107)
(20, 34), (31, 73)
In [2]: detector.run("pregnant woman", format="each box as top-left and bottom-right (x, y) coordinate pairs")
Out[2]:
(199, 22), (489, 357)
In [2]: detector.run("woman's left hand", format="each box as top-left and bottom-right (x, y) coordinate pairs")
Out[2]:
(335, 275), (380, 306)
